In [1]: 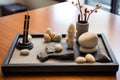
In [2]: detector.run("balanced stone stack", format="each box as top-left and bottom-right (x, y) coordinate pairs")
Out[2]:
(78, 32), (98, 53)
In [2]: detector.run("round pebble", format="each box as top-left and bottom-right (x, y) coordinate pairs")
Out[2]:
(44, 33), (51, 43)
(78, 32), (98, 48)
(50, 32), (56, 41)
(20, 49), (30, 56)
(28, 34), (32, 41)
(46, 28), (52, 35)
(53, 34), (62, 42)
(85, 54), (96, 63)
(75, 57), (86, 63)
(55, 44), (62, 52)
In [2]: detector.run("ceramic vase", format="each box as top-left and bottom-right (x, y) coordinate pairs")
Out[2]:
(76, 22), (89, 42)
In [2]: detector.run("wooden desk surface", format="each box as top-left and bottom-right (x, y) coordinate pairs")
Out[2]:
(0, 2), (120, 80)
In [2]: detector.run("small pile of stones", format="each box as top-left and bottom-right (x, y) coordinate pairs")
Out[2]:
(44, 28), (62, 43)
(75, 53), (111, 63)
(75, 54), (96, 63)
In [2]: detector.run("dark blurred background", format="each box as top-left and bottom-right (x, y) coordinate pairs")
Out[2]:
(0, 0), (66, 16)
(0, 0), (120, 17)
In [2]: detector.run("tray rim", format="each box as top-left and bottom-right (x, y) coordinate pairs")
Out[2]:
(1, 33), (119, 74)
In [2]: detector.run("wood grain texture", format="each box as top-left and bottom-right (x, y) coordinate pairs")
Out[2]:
(0, 2), (120, 80)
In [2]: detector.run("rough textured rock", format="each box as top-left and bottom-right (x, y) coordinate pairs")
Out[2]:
(46, 43), (56, 53)
(66, 24), (76, 49)
(37, 51), (74, 62)
(53, 34), (62, 42)
(96, 53), (111, 62)
(37, 52), (48, 62)
(66, 38), (74, 49)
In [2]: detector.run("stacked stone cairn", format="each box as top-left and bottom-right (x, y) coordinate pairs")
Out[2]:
(75, 32), (111, 63)
(78, 32), (98, 53)
(75, 32), (98, 63)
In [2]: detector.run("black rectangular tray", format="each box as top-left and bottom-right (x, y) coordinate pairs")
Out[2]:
(1, 34), (119, 74)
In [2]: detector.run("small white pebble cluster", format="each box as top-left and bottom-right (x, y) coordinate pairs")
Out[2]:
(44, 28), (62, 43)
(75, 54), (95, 63)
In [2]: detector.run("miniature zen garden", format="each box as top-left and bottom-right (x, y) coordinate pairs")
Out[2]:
(11, 1), (112, 64)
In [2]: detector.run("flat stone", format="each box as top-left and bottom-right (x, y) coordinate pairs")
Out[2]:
(49, 51), (74, 60)
(80, 46), (98, 53)
(46, 43), (56, 53)
(37, 52), (49, 62)
(37, 51), (74, 62)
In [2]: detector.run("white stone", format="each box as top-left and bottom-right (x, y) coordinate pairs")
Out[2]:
(78, 32), (98, 48)
(85, 54), (96, 63)
(55, 44), (62, 52)
(75, 57), (86, 63)
(20, 49), (30, 55)
(53, 34), (62, 42)
(28, 34), (32, 41)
